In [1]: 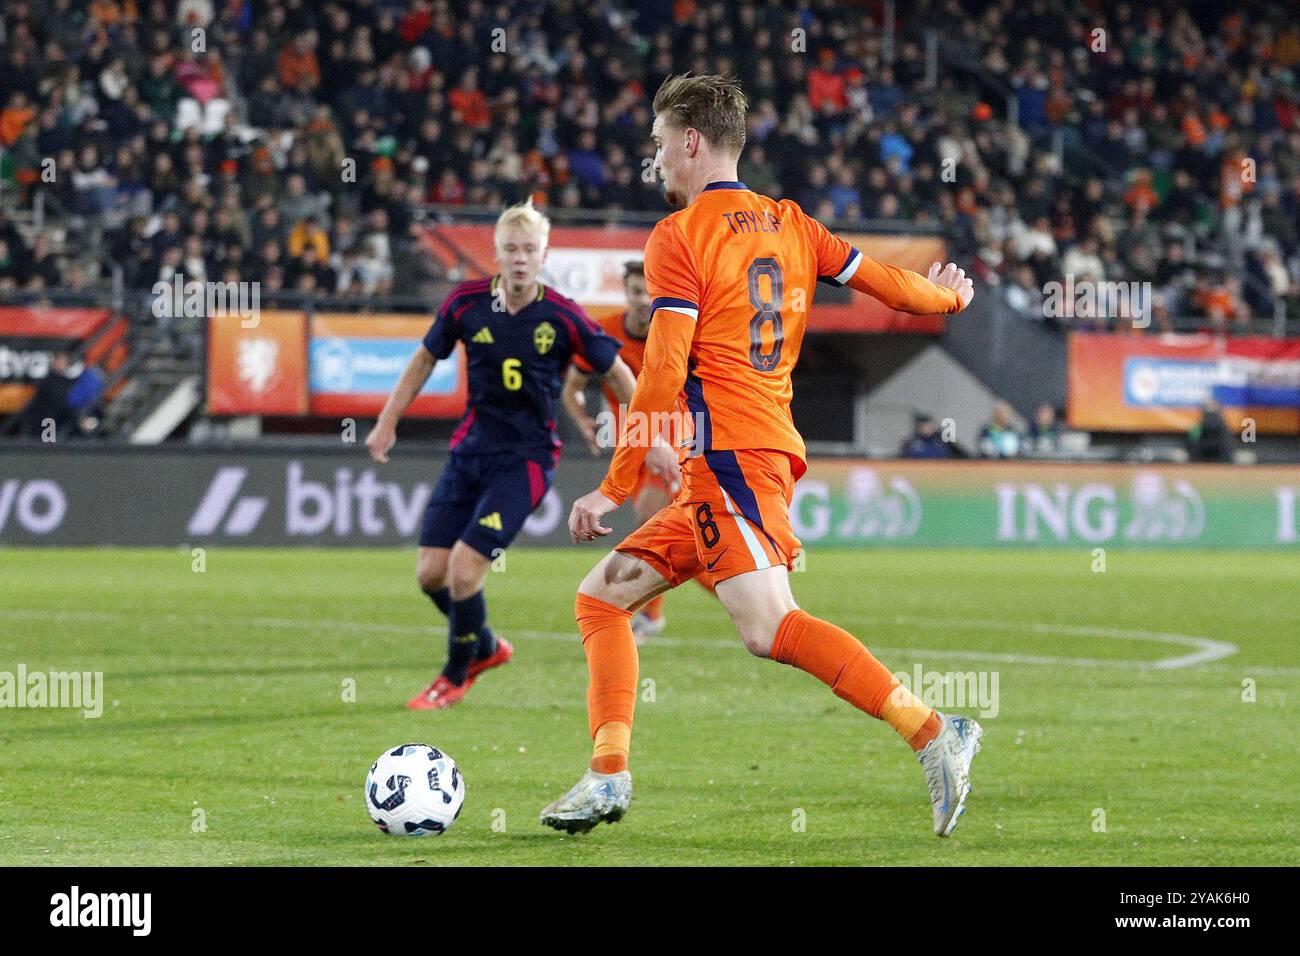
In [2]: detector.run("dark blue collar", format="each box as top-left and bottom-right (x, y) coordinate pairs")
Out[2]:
(703, 180), (748, 191)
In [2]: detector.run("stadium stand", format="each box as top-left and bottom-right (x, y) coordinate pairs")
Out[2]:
(0, 0), (1297, 455)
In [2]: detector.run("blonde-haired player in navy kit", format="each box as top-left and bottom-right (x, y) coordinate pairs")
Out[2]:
(366, 200), (673, 710)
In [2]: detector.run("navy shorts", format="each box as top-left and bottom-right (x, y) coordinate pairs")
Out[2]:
(419, 450), (556, 557)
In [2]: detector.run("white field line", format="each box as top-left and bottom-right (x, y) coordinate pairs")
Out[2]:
(858, 614), (1240, 670)
(0, 608), (1274, 672)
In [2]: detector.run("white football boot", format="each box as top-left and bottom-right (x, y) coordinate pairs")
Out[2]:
(916, 713), (984, 837)
(539, 769), (633, 834)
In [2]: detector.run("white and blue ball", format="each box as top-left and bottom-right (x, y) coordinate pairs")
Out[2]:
(364, 743), (465, 836)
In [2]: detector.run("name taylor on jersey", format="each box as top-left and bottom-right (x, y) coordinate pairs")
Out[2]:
(721, 209), (782, 235)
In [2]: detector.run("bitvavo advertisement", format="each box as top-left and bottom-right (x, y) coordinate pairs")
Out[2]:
(1, 449), (1297, 548)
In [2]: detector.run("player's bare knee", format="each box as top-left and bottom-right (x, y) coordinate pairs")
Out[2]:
(416, 556), (448, 593)
(446, 550), (490, 599)
(722, 596), (786, 658)
(736, 619), (777, 658)
(577, 553), (644, 611)
(603, 551), (648, 587)
(577, 566), (625, 608)
(448, 568), (482, 599)
(715, 567), (797, 658)
(576, 573), (614, 605)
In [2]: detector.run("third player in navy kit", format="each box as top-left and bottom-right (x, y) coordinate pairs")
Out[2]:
(365, 200), (642, 710)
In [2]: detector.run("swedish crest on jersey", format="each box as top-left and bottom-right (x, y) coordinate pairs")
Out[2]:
(533, 320), (556, 354)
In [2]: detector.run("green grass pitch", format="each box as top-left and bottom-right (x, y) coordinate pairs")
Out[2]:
(1, 546), (1296, 866)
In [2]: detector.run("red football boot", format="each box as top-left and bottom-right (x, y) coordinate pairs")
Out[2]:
(467, 636), (513, 681)
(406, 675), (472, 710)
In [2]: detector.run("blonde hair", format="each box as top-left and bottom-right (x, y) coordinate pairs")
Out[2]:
(652, 73), (748, 155)
(494, 197), (550, 246)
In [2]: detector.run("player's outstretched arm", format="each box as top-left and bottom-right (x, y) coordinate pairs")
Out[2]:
(799, 205), (972, 314)
(844, 255), (973, 314)
(925, 261), (974, 309)
(365, 346), (436, 463)
(561, 365), (602, 456)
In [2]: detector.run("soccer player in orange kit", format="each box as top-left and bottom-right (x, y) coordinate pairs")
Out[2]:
(561, 259), (695, 644)
(539, 75), (982, 838)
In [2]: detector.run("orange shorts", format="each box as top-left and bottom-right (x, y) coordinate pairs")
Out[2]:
(617, 449), (802, 586)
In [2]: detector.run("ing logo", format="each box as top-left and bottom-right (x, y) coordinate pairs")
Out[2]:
(836, 468), (922, 540)
(1123, 473), (1204, 541)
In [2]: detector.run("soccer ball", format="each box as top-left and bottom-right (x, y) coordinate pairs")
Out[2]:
(364, 743), (465, 837)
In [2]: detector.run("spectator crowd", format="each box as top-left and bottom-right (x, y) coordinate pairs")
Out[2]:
(898, 401), (1066, 459)
(0, 0), (1295, 332)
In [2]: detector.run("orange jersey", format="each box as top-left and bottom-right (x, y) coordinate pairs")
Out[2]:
(599, 181), (965, 505)
(576, 310), (691, 453)
(574, 311), (649, 429)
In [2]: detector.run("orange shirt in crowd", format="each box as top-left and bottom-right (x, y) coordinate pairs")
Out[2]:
(278, 46), (321, 89)
(450, 87), (490, 129)
(0, 106), (35, 146)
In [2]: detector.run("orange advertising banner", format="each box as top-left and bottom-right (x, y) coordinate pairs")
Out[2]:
(1068, 332), (1300, 434)
(416, 224), (949, 334)
(0, 306), (111, 338)
(0, 306), (117, 412)
(206, 311), (308, 415)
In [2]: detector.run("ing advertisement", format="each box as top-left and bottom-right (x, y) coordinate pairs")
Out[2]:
(2, 450), (1296, 550)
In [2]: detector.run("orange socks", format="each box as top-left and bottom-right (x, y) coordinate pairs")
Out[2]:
(575, 595), (940, 774)
(592, 721), (631, 774)
(770, 610), (940, 751)
(575, 592), (638, 774)
(883, 684), (942, 750)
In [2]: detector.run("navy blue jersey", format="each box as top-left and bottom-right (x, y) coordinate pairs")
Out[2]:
(424, 276), (621, 455)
